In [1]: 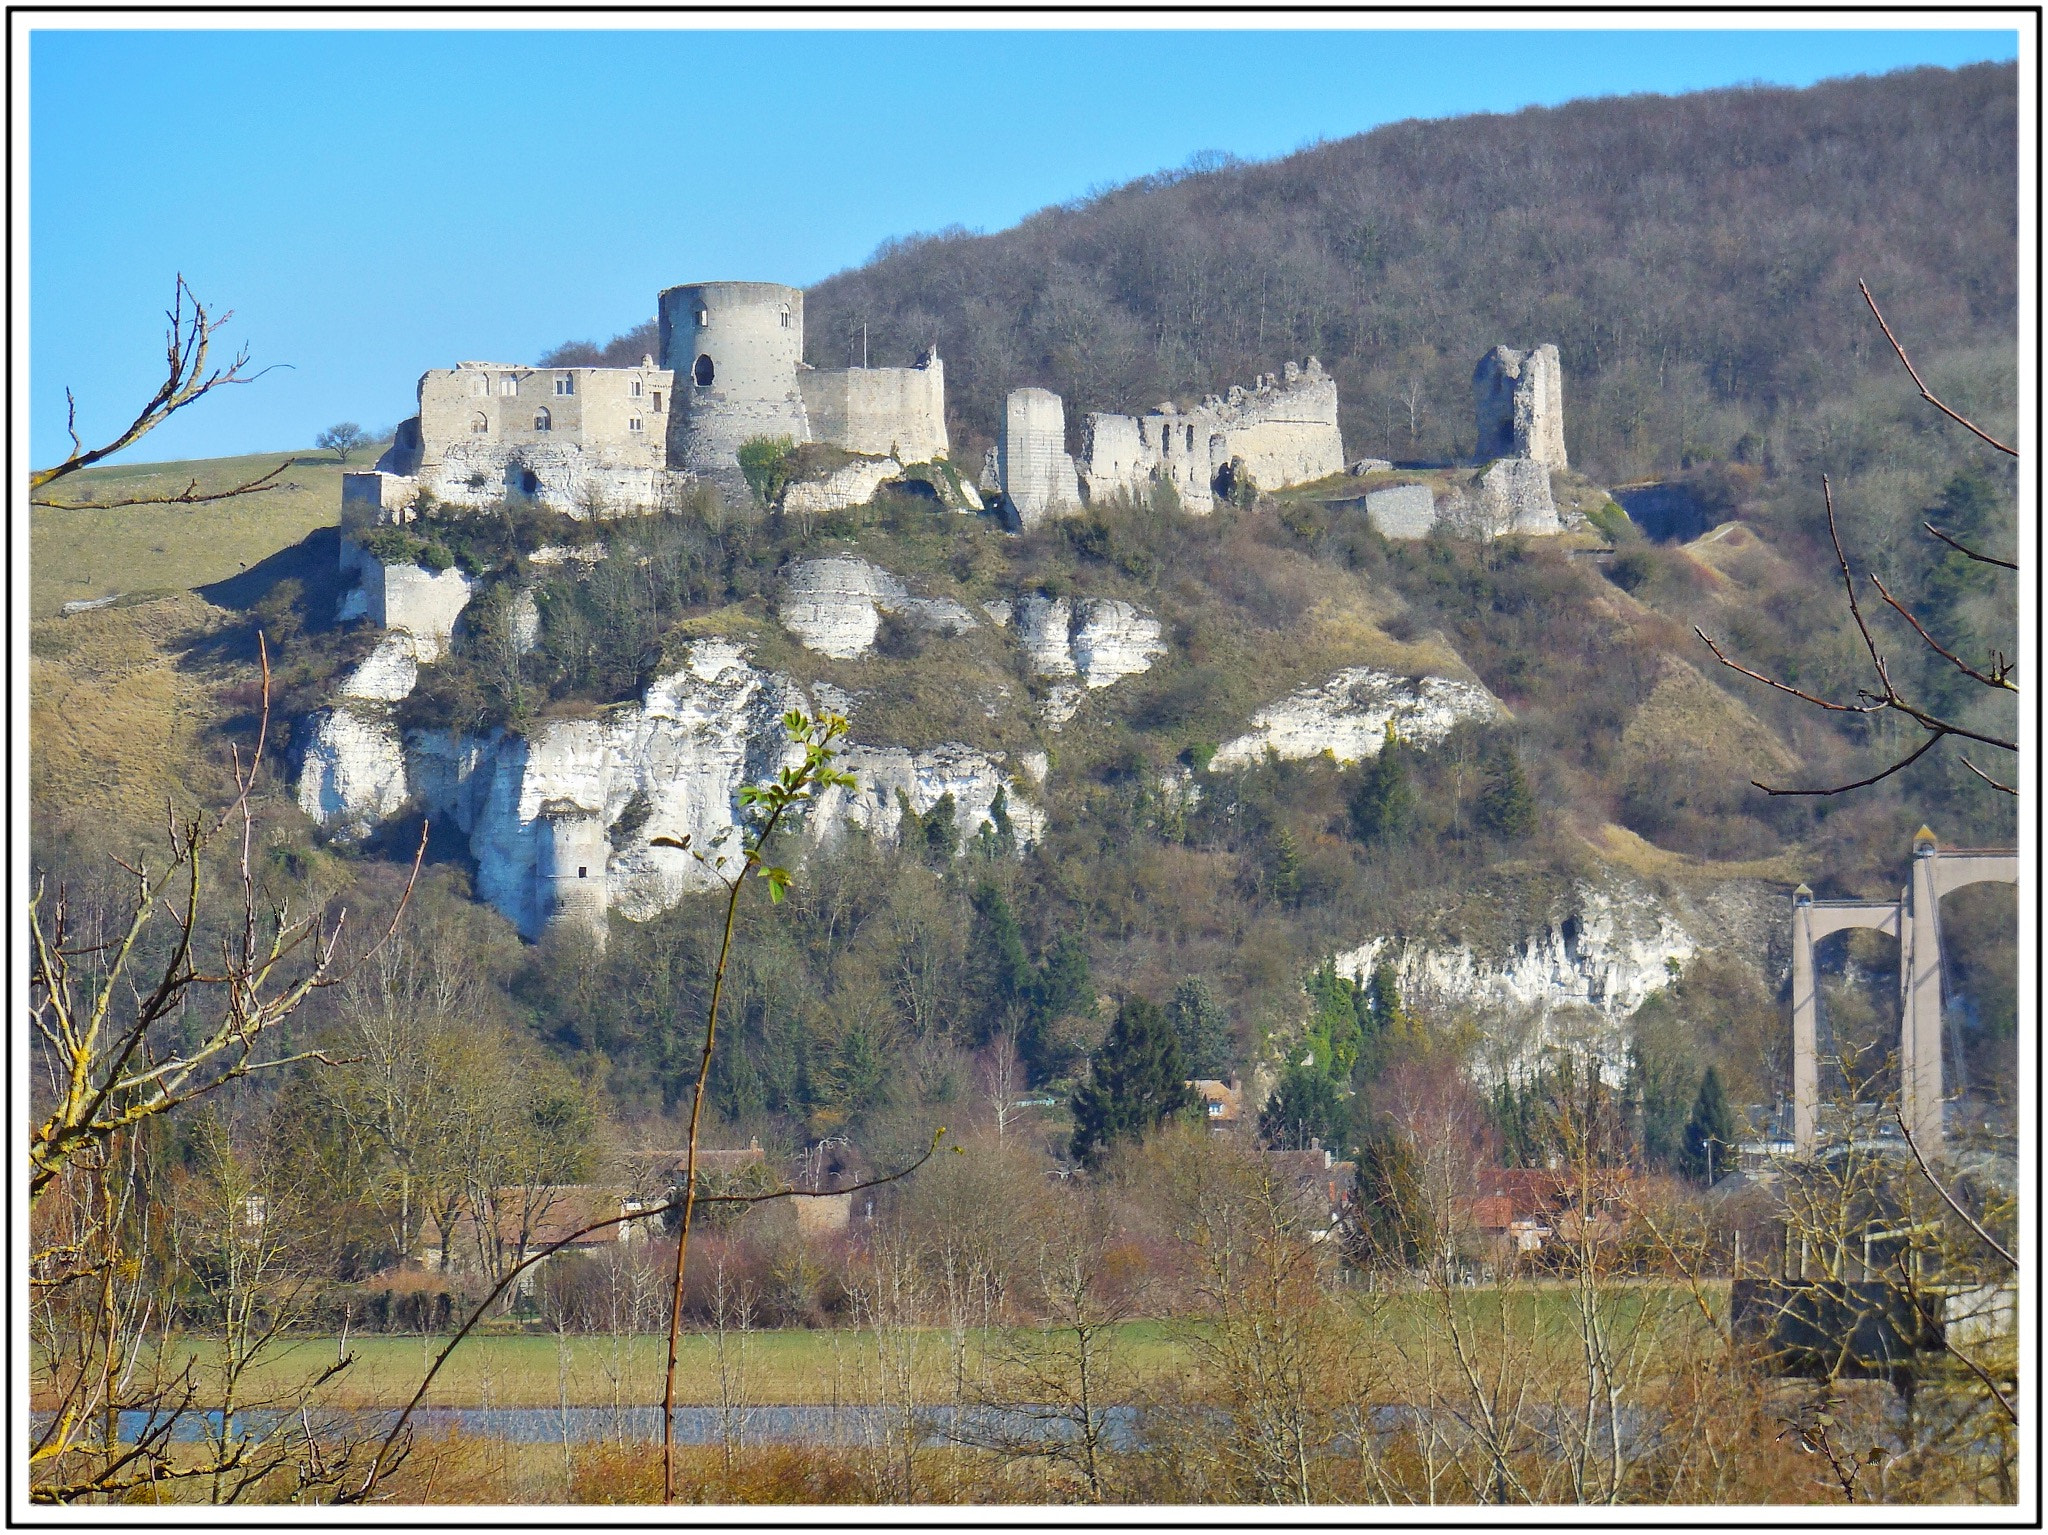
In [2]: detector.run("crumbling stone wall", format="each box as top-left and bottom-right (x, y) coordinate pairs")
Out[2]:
(998, 387), (1083, 528)
(1078, 358), (1345, 513)
(1474, 344), (1567, 470)
(393, 360), (674, 517)
(800, 351), (949, 463)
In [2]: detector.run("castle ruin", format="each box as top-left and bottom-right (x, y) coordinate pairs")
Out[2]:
(1474, 343), (1567, 470)
(346, 278), (951, 522)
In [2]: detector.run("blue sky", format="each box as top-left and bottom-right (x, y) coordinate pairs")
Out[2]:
(27, 25), (2020, 465)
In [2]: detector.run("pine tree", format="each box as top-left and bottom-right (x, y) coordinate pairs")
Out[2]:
(1267, 826), (1303, 906)
(1169, 977), (1233, 1078)
(1069, 997), (1195, 1167)
(1476, 741), (1537, 840)
(1681, 1065), (1737, 1184)
(966, 882), (1032, 1046)
(1258, 1065), (1349, 1151)
(1349, 723), (1415, 846)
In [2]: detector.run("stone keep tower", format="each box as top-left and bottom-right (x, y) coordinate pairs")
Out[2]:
(536, 799), (611, 947)
(659, 281), (811, 494)
(1474, 344), (1567, 471)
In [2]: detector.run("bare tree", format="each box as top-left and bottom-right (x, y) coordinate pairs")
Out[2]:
(32, 276), (299, 508)
(1696, 283), (2017, 796)
(27, 653), (424, 1502)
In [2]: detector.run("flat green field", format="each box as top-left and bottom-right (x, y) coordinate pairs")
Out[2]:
(29, 444), (379, 617)
(196, 1288), (1724, 1409)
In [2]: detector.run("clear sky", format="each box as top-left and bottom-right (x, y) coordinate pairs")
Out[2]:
(26, 24), (2020, 466)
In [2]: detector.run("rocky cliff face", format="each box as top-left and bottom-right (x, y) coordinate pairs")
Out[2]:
(298, 637), (1041, 939)
(777, 556), (979, 659)
(1333, 874), (1779, 1085)
(1211, 667), (1502, 768)
(995, 593), (1166, 727)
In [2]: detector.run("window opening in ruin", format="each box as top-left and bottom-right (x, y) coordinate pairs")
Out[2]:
(578, 867), (588, 879)
(628, 417), (642, 432)
(499, 375), (517, 396)
(535, 408), (552, 431)
(471, 413), (489, 434)
(779, 304), (791, 328)
(555, 375), (575, 396)
(1186, 424), (1195, 450)
(471, 374), (489, 397)
(693, 354), (715, 387)
(652, 392), (663, 413)
(630, 378), (643, 397)
(695, 307), (709, 327)
(520, 469), (540, 496)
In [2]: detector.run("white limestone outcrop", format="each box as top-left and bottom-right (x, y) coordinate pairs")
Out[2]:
(816, 742), (1048, 850)
(297, 707), (410, 840)
(1006, 593), (1166, 688)
(777, 556), (978, 660)
(1334, 878), (1698, 1085)
(1211, 668), (1503, 769)
(299, 638), (1040, 939)
(782, 456), (903, 518)
(340, 633), (422, 702)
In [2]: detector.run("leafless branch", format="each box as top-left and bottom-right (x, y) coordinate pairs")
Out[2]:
(1868, 573), (2016, 691)
(1699, 474), (2015, 795)
(1860, 281), (2016, 457)
(32, 277), (285, 491)
(1894, 1108), (2016, 1272)
(1746, 732), (1944, 798)
(33, 459), (301, 510)
(1925, 521), (2019, 571)
(1958, 756), (2017, 797)
(341, 1133), (946, 1504)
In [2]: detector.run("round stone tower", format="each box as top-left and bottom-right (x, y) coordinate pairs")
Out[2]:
(658, 281), (810, 497)
(535, 798), (610, 948)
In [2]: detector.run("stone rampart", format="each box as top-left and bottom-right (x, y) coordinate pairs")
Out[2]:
(998, 388), (1083, 528)
(800, 354), (948, 463)
(407, 360), (672, 516)
(1078, 359), (1345, 513)
(1365, 483), (1438, 539)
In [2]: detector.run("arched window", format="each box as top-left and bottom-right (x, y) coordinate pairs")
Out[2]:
(499, 375), (517, 396)
(471, 412), (489, 434)
(693, 354), (715, 387)
(778, 303), (792, 329)
(471, 373), (489, 397)
(534, 407), (552, 431)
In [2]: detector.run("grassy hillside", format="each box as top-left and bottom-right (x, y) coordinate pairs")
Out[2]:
(30, 443), (381, 617)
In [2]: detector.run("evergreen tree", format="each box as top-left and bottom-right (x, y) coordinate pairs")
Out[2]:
(1476, 740), (1538, 840)
(921, 793), (960, 862)
(1025, 934), (1094, 1077)
(1681, 1066), (1737, 1184)
(1168, 977), (1233, 1078)
(966, 882), (1031, 1045)
(1258, 1064), (1349, 1151)
(1349, 724), (1415, 846)
(1266, 826), (1303, 906)
(1069, 997), (1195, 1167)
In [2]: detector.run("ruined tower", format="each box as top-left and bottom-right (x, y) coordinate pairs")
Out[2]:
(658, 281), (811, 495)
(1474, 344), (1567, 470)
(535, 798), (611, 947)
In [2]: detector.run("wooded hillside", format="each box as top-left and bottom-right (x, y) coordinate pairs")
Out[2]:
(804, 63), (2017, 478)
